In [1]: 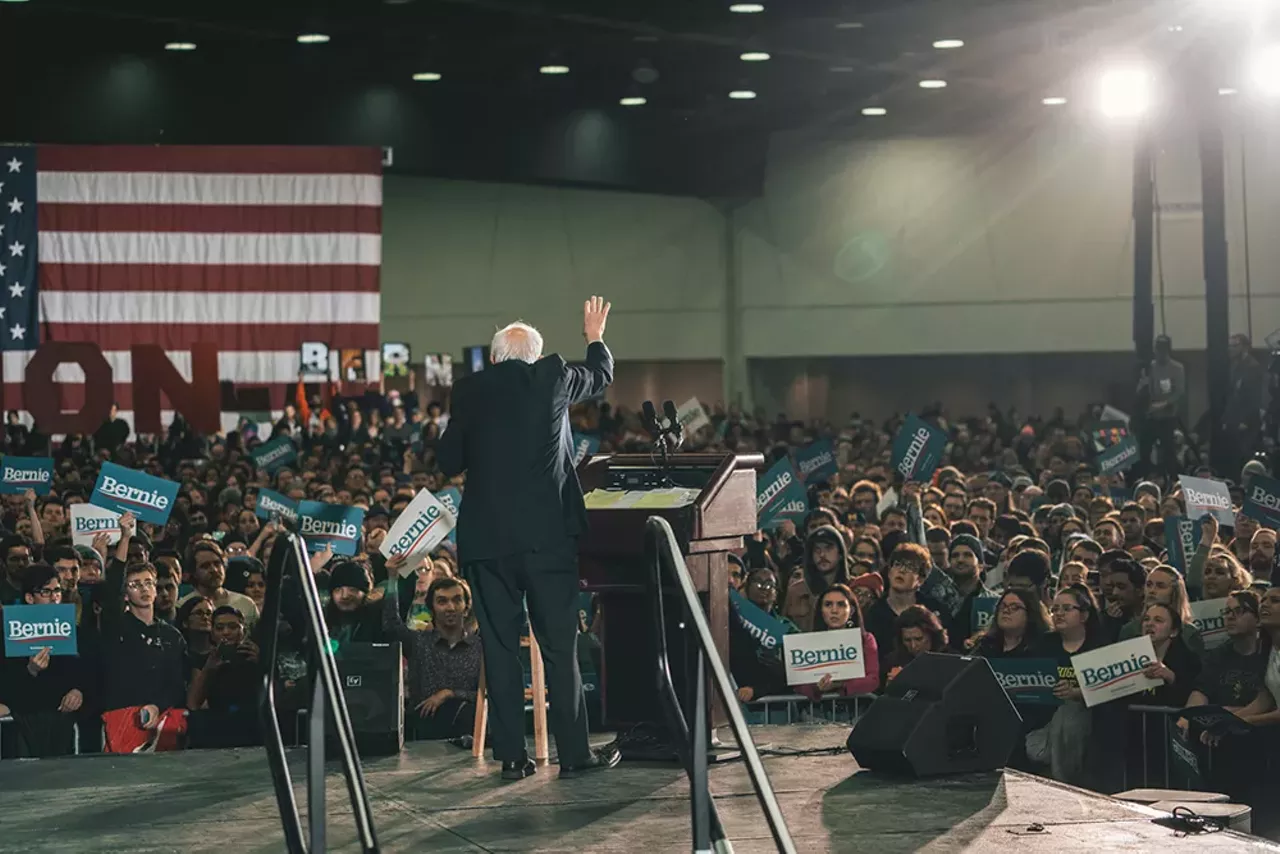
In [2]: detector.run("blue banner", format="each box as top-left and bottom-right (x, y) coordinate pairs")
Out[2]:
(255, 488), (299, 524)
(251, 435), (298, 473)
(891, 415), (947, 482)
(971, 596), (999, 635)
(1097, 435), (1139, 476)
(1241, 472), (1280, 528)
(1163, 515), (1203, 576)
(755, 458), (808, 529)
(90, 461), (179, 525)
(437, 486), (462, 544)
(297, 500), (365, 556)
(571, 432), (600, 467)
(987, 658), (1063, 706)
(795, 439), (838, 484)
(4, 604), (78, 657)
(0, 456), (54, 495)
(729, 588), (789, 652)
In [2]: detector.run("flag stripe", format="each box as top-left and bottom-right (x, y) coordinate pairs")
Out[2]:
(41, 323), (379, 351)
(37, 172), (382, 207)
(39, 232), (381, 266)
(2, 382), (293, 412)
(39, 291), (380, 325)
(38, 203), (382, 234)
(39, 264), (380, 293)
(5, 350), (316, 383)
(37, 145), (383, 175)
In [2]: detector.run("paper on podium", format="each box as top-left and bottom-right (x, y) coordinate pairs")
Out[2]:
(583, 488), (700, 510)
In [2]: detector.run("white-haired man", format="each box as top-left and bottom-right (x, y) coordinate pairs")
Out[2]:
(438, 296), (617, 781)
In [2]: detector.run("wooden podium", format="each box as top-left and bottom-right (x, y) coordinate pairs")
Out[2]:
(577, 452), (762, 730)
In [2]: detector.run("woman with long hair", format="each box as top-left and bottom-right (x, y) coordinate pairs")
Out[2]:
(1201, 548), (1253, 601)
(1120, 564), (1204, 653)
(796, 584), (880, 700)
(883, 605), (948, 686)
(975, 588), (1052, 658)
(176, 595), (215, 681)
(1137, 601), (1201, 707)
(1030, 583), (1103, 787)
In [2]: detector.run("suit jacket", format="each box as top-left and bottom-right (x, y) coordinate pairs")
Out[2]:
(437, 341), (613, 562)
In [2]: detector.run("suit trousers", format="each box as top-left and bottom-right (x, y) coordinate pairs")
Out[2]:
(464, 538), (592, 765)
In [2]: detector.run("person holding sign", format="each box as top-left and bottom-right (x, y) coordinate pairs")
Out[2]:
(1135, 602), (1201, 706)
(794, 584), (880, 700)
(436, 296), (619, 781)
(974, 589), (1052, 659)
(0, 566), (85, 757)
(1029, 584), (1103, 786)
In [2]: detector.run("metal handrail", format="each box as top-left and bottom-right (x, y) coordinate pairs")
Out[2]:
(258, 532), (380, 853)
(644, 515), (796, 854)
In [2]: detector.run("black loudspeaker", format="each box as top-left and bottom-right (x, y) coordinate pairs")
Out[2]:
(330, 641), (404, 756)
(847, 653), (1020, 777)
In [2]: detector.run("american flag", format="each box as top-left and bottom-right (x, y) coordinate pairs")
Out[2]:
(0, 145), (382, 431)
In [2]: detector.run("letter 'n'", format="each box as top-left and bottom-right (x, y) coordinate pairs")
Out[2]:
(131, 343), (220, 435)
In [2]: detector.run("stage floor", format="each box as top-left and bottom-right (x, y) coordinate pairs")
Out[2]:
(0, 724), (1274, 853)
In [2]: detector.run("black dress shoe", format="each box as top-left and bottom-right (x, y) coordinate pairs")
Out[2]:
(558, 744), (622, 779)
(501, 758), (536, 781)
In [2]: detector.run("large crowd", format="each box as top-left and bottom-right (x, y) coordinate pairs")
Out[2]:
(0, 339), (1277, 835)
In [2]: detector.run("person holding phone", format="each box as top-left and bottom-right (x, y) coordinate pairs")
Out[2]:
(186, 606), (260, 748)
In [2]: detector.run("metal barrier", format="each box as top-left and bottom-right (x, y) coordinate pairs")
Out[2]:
(745, 694), (877, 725)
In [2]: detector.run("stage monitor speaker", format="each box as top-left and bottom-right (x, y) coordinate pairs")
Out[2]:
(330, 641), (404, 756)
(846, 653), (1020, 777)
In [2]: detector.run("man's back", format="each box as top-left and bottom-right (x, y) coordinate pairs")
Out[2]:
(438, 341), (612, 561)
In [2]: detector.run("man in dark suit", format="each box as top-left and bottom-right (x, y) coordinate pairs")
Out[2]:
(438, 295), (619, 781)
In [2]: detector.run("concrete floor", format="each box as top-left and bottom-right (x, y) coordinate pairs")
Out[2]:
(0, 724), (1274, 853)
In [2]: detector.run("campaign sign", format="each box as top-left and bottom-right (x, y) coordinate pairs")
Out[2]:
(297, 501), (365, 556)
(675, 398), (712, 435)
(1179, 475), (1235, 527)
(1097, 435), (1140, 476)
(90, 462), (179, 525)
(783, 628), (866, 686)
(251, 436), (298, 473)
(437, 486), (461, 545)
(891, 414), (947, 482)
(1163, 516), (1202, 576)
(971, 596), (999, 634)
(1169, 727), (1204, 790)
(796, 439), (838, 484)
(1241, 473), (1280, 528)
(921, 568), (964, 619)
(1177, 704), (1255, 737)
(0, 456), (54, 495)
(756, 458), (808, 529)
(729, 588), (789, 652)
(988, 658), (1063, 706)
(380, 489), (456, 572)
(1090, 420), (1131, 453)
(255, 488), (299, 525)
(1189, 598), (1230, 650)
(571, 432), (600, 467)
(69, 503), (122, 548)
(1071, 635), (1162, 708)
(4, 604), (78, 657)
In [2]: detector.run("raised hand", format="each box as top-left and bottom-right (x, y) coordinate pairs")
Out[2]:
(583, 295), (611, 344)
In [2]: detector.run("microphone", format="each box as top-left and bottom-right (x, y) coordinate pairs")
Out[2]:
(641, 400), (660, 436)
(661, 399), (683, 450)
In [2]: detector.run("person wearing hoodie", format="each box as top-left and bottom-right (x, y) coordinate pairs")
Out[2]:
(803, 525), (851, 600)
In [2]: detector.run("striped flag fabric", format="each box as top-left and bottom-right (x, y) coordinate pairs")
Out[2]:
(0, 144), (382, 430)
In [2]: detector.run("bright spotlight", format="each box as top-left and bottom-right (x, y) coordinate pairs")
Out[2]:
(1098, 65), (1155, 119)
(1250, 45), (1280, 96)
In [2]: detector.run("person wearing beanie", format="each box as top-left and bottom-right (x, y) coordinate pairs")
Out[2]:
(947, 534), (994, 651)
(848, 572), (884, 613)
(322, 559), (383, 644)
(1134, 481), (1163, 505)
(803, 525), (851, 599)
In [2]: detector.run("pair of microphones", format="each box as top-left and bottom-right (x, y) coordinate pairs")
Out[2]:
(641, 399), (684, 452)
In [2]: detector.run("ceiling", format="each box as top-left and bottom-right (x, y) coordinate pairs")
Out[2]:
(1, 0), (1268, 194)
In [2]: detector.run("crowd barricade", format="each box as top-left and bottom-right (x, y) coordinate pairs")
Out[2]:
(0, 715), (83, 758)
(743, 693), (879, 726)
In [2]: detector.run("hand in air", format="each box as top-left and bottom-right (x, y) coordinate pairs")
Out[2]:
(583, 295), (611, 344)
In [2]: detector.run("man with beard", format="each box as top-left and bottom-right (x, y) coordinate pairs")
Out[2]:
(320, 557), (384, 643)
(946, 534), (994, 650)
(1248, 528), (1276, 584)
(177, 541), (258, 629)
(850, 480), (881, 522)
(1099, 557), (1147, 644)
(965, 497), (997, 542)
(803, 526), (851, 598)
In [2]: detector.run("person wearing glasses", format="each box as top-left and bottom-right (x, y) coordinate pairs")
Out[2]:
(0, 565), (85, 757)
(729, 568), (790, 704)
(99, 512), (189, 754)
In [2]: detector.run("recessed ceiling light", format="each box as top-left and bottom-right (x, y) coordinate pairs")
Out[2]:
(620, 96), (647, 106)
(540, 65), (570, 75)
(729, 90), (758, 99)
(296, 33), (330, 44)
(412, 72), (442, 81)
(1219, 86), (1238, 95)
(919, 79), (947, 89)
(932, 39), (964, 49)
(835, 22), (864, 29)
(1042, 96), (1067, 105)
(165, 42), (197, 51)
(861, 107), (887, 116)
(729, 3), (765, 12)
(741, 51), (771, 62)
